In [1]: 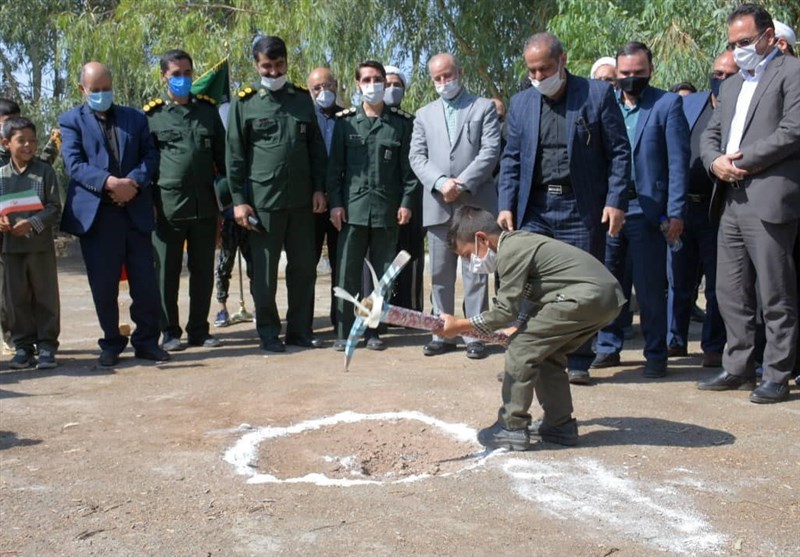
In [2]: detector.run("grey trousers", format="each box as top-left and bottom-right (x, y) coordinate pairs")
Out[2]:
(717, 189), (798, 384)
(427, 223), (489, 344)
(3, 250), (60, 352)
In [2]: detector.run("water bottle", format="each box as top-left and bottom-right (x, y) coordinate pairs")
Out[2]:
(659, 216), (682, 252)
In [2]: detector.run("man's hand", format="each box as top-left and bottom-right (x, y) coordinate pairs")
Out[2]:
(439, 178), (463, 203)
(666, 217), (684, 243)
(105, 176), (139, 203)
(711, 152), (748, 183)
(601, 206), (626, 237)
(234, 204), (256, 230)
(497, 210), (515, 231)
(11, 219), (32, 237)
(433, 313), (462, 338)
(330, 207), (346, 231)
(0, 215), (10, 233)
(397, 207), (411, 226)
(312, 192), (327, 214)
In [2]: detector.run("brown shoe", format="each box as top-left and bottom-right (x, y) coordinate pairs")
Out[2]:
(702, 352), (723, 367)
(668, 345), (688, 358)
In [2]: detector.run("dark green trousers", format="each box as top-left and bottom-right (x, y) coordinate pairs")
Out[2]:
(336, 223), (399, 339)
(152, 217), (217, 341)
(3, 250), (60, 352)
(500, 298), (623, 430)
(249, 209), (317, 342)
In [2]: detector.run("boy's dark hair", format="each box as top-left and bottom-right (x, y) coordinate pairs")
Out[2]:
(356, 60), (386, 81)
(2, 117), (36, 140)
(0, 98), (21, 117)
(616, 41), (653, 65)
(252, 35), (287, 61)
(446, 206), (503, 251)
(728, 3), (773, 33)
(160, 49), (194, 73)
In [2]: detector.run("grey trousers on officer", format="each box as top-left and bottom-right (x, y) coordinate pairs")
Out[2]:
(427, 223), (489, 345)
(499, 296), (623, 430)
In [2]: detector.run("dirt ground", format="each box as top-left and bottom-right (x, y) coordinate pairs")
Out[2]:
(1, 250), (798, 557)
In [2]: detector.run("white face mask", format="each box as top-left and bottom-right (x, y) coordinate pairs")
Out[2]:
(435, 78), (461, 100)
(733, 42), (765, 71)
(384, 86), (405, 107)
(469, 236), (498, 275)
(261, 74), (287, 91)
(531, 65), (564, 98)
(360, 82), (385, 105)
(315, 89), (335, 108)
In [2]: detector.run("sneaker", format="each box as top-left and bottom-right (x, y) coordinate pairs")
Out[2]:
(477, 421), (532, 451)
(214, 309), (230, 328)
(36, 349), (57, 370)
(528, 418), (579, 446)
(162, 337), (184, 352)
(10, 349), (35, 370)
(188, 335), (221, 348)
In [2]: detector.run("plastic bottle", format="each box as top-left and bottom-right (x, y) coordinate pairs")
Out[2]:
(659, 216), (682, 252)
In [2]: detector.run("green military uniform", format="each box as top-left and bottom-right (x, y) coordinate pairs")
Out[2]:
(469, 231), (626, 430)
(326, 105), (418, 339)
(226, 82), (327, 343)
(145, 93), (225, 344)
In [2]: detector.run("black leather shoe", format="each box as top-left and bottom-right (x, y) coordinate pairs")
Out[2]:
(261, 337), (286, 353)
(528, 418), (579, 446)
(567, 369), (591, 385)
(465, 342), (487, 360)
(285, 335), (323, 349)
(98, 350), (120, 367)
(134, 347), (171, 362)
(643, 361), (667, 378)
(750, 381), (789, 404)
(477, 421), (532, 451)
(697, 370), (755, 391)
(423, 341), (457, 356)
(668, 345), (688, 358)
(690, 304), (706, 323)
(590, 352), (620, 368)
(365, 335), (386, 351)
(332, 339), (347, 352)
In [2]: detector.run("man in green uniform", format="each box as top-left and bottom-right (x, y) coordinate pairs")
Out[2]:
(436, 206), (626, 450)
(227, 36), (327, 352)
(146, 49), (225, 351)
(327, 60), (418, 351)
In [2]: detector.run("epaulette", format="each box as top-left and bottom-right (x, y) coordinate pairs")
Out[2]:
(194, 94), (216, 105)
(389, 106), (413, 119)
(335, 107), (357, 118)
(143, 98), (165, 113)
(294, 84), (309, 93)
(237, 86), (256, 99)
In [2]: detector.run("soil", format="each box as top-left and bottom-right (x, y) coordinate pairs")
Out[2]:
(1, 251), (798, 557)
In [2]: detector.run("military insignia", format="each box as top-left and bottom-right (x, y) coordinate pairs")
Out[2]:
(258, 89), (267, 97)
(389, 106), (412, 119)
(195, 94), (216, 105)
(383, 148), (392, 161)
(336, 107), (357, 118)
(238, 86), (256, 99)
(348, 134), (364, 142)
(299, 123), (307, 134)
(143, 98), (165, 113)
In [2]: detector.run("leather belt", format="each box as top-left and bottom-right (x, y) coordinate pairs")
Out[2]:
(544, 184), (572, 195)
(687, 194), (709, 202)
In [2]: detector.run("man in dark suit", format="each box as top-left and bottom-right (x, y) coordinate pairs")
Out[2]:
(667, 51), (738, 368)
(497, 32), (631, 384)
(592, 41), (690, 378)
(60, 61), (168, 367)
(698, 4), (800, 403)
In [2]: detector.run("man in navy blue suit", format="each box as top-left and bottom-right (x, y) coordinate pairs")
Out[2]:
(592, 42), (689, 378)
(497, 32), (631, 385)
(60, 61), (169, 367)
(666, 51), (738, 368)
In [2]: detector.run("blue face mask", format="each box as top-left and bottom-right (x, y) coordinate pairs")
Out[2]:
(168, 76), (193, 97)
(87, 90), (113, 112)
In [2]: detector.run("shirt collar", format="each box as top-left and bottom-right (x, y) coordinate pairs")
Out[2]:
(740, 47), (780, 81)
(442, 87), (466, 108)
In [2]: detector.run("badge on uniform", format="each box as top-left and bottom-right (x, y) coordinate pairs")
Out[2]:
(204, 138), (212, 149)
(384, 148), (392, 161)
(349, 134), (363, 142)
(300, 123), (307, 134)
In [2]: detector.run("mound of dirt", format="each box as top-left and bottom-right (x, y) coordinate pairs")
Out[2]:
(258, 419), (480, 481)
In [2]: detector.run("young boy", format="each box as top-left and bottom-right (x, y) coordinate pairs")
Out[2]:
(435, 206), (625, 451)
(0, 117), (61, 369)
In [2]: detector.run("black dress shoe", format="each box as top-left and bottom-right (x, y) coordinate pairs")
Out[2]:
(567, 369), (591, 385)
(365, 335), (386, 351)
(668, 345), (688, 358)
(477, 421), (532, 451)
(697, 370), (755, 391)
(285, 335), (323, 349)
(590, 352), (620, 368)
(750, 381), (789, 404)
(332, 339), (347, 352)
(465, 342), (487, 360)
(423, 341), (457, 356)
(261, 337), (286, 353)
(690, 304), (706, 323)
(134, 347), (171, 362)
(528, 418), (579, 446)
(98, 350), (120, 367)
(643, 360), (667, 378)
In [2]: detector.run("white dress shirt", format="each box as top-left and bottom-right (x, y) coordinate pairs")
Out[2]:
(725, 48), (780, 154)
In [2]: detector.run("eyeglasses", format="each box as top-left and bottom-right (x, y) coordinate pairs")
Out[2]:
(726, 30), (765, 51)
(311, 82), (335, 92)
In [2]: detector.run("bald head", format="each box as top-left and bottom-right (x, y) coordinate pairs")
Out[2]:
(307, 67), (335, 89)
(80, 62), (112, 87)
(712, 50), (738, 76)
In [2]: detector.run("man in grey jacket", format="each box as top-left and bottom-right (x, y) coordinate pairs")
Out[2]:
(409, 53), (501, 360)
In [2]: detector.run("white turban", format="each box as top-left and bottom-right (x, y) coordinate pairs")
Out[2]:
(590, 56), (616, 79)
(773, 20), (796, 46)
(384, 65), (407, 87)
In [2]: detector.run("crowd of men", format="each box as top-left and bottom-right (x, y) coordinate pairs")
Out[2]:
(0, 3), (797, 417)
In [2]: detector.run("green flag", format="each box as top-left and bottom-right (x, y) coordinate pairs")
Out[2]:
(191, 57), (230, 104)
